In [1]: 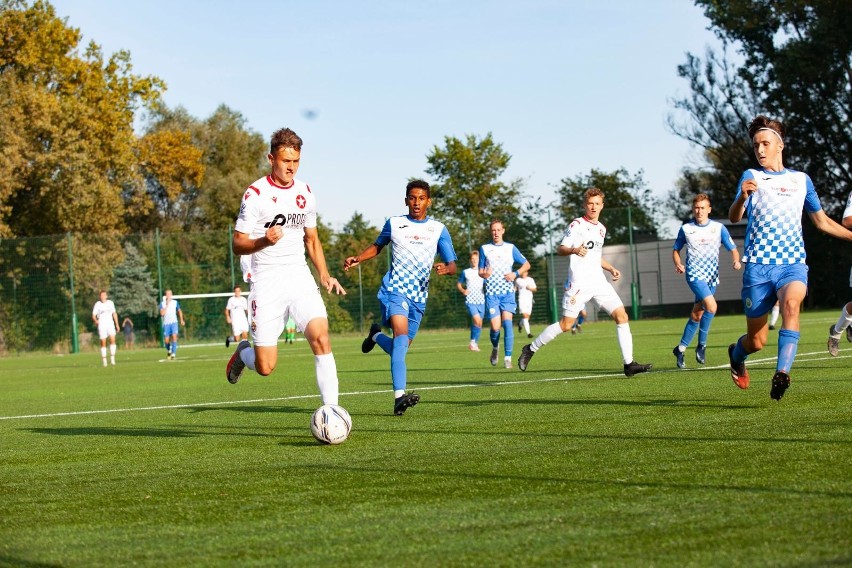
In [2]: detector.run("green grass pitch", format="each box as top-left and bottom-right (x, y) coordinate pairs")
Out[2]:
(1, 312), (850, 566)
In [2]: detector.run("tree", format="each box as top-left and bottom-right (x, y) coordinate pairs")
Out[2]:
(555, 168), (661, 244)
(110, 242), (157, 316)
(0, 0), (164, 237)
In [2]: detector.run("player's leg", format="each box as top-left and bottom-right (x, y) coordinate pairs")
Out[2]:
(500, 294), (518, 368)
(827, 300), (852, 356)
(108, 334), (117, 365)
(674, 302), (701, 369)
(302, 316), (339, 406)
(485, 296), (502, 366)
(99, 335), (108, 367)
(519, 289), (583, 371)
(468, 304), (483, 351)
(599, 287), (652, 377)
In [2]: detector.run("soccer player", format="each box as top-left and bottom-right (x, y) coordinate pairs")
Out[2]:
(727, 115), (852, 400)
(671, 194), (741, 369)
(479, 219), (530, 369)
(225, 128), (346, 412)
(92, 290), (119, 367)
(518, 188), (652, 377)
(344, 180), (457, 415)
(827, 191), (852, 356)
(224, 285), (249, 348)
(514, 270), (537, 338)
(159, 289), (185, 360)
(457, 250), (485, 351)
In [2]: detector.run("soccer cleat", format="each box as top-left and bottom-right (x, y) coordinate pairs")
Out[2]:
(576, 324), (582, 334)
(518, 344), (534, 371)
(769, 324), (775, 331)
(468, 342), (480, 352)
(225, 336), (231, 348)
(394, 392), (420, 415)
(695, 344), (706, 365)
(226, 340), (251, 384)
(728, 343), (749, 389)
(527, 333), (533, 338)
(827, 325), (840, 357)
(672, 347), (685, 369)
(504, 357), (512, 369)
(846, 326), (852, 343)
(770, 371), (791, 401)
(570, 327), (577, 335)
(623, 361), (652, 377)
(361, 323), (382, 354)
(490, 347), (498, 366)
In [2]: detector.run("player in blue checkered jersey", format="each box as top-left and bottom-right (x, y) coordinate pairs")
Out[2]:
(672, 194), (741, 369)
(826, 191), (852, 356)
(728, 115), (852, 400)
(344, 180), (457, 415)
(479, 219), (531, 369)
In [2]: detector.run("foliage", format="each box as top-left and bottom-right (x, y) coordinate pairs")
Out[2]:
(110, 242), (157, 316)
(555, 168), (661, 244)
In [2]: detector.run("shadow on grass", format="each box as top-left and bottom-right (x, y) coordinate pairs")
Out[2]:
(434, 397), (756, 410)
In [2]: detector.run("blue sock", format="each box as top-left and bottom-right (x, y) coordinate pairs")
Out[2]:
(577, 313), (585, 326)
(679, 319), (699, 348)
(732, 335), (749, 363)
(390, 335), (409, 391)
(490, 329), (500, 348)
(502, 319), (514, 357)
(172, 340), (178, 355)
(376, 333), (392, 355)
(471, 325), (482, 342)
(697, 312), (715, 345)
(777, 329), (800, 373)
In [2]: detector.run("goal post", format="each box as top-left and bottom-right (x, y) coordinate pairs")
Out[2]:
(161, 292), (239, 346)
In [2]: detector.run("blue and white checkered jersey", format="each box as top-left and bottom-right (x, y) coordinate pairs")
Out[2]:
(478, 242), (528, 296)
(673, 220), (736, 287)
(736, 168), (821, 264)
(377, 215), (456, 307)
(458, 267), (485, 305)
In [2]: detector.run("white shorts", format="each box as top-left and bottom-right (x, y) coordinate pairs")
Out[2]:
(231, 314), (249, 337)
(98, 321), (116, 340)
(248, 267), (328, 347)
(518, 297), (533, 315)
(561, 280), (623, 319)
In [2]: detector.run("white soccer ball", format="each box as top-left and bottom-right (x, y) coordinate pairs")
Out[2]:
(310, 404), (352, 445)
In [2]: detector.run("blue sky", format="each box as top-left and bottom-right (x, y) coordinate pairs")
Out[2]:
(51, 0), (720, 235)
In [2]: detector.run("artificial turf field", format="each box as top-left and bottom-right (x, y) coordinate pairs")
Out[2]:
(1, 311), (850, 567)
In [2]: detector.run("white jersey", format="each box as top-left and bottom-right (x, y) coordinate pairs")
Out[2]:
(458, 267), (485, 305)
(842, 191), (852, 221)
(160, 299), (180, 325)
(92, 300), (117, 331)
(234, 175), (317, 282)
(560, 216), (608, 287)
(226, 295), (248, 320)
(515, 276), (536, 304)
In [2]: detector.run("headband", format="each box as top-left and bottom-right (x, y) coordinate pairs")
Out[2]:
(755, 127), (783, 143)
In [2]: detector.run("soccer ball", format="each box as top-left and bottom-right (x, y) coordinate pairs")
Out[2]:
(310, 404), (352, 445)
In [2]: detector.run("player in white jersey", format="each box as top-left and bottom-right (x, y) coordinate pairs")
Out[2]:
(514, 271), (537, 338)
(344, 180), (457, 415)
(728, 115), (852, 400)
(671, 194), (741, 369)
(159, 289), (184, 359)
(826, 190), (852, 355)
(457, 250), (485, 351)
(92, 290), (119, 367)
(479, 219), (530, 369)
(225, 127), (346, 411)
(518, 188), (652, 377)
(224, 285), (249, 348)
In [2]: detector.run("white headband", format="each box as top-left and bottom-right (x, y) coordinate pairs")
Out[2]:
(755, 127), (783, 143)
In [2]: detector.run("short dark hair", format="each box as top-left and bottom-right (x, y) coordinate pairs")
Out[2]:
(406, 179), (430, 198)
(748, 115), (785, 141)
(270, 128), (303, 154)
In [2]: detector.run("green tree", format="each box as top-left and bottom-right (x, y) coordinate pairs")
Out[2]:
(555, 168), (661, 244)
(110, 242), (157, 316)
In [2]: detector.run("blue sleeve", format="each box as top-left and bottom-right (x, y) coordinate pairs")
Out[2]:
(803, 174), (821, 214)
(175, 301), (181, 311)
(437, 227), (456, 263)
(477, 246), (487, 270)
(720, 226), (736, 251)
(375, 219), (392, 247)
(673, 227), (686, 251)
(511, 245), (527, 266)
(734, 170), (754, 203)
(458, 270), (467, 284)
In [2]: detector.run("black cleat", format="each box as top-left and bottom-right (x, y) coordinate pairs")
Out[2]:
(226, 340), (252, 384)
(695, 344), (706, 365)
(490, 347), (498, 366)
(847, 326), (852, 343)
(225, 336), (231, 348)
(361, 323), (382, 354)
(518, 344), (534, 371)
(527, 333), (533, 338)
(672, 347), (685, 369)
(394, 392), (420, 415)
(624, 361), (652, 377)
(770, 371), (790, 401)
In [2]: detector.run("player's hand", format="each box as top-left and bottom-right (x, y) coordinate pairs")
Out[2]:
(343, 256), (360, 271)
(741, 179), (758, 198)
(575, 245), (588, 257)
(433, 263), (450, 275)
(503, 272), (516, 282)
(610, 268), (621, 281)
(733, 260), (742, 271)
(322, 275), (346, 295)
(265, 225), (283, 245)
(674, 263), (685, 274)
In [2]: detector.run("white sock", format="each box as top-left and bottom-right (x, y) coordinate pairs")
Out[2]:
(832, 306), (852, 336)
(616, 323), (633, 364)
(240, 346), (256, 371)
(315, 353), (339, 406)
(769, 305), (780, 326)
(531, 322), (563, 352)
(394, 389), (405, 398)
(522, 318), (530, 334)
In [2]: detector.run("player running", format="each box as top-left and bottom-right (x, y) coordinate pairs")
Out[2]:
(518, 188), (652, 377)
(457, 250), (486, 352)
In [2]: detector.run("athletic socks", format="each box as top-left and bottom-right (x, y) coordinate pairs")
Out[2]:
(315, 353), (339, 406)
(616, 323), (634, 364)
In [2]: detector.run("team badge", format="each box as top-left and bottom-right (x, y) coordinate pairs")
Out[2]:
(251, 321), (257, 332)
(745, 298), (753, 309)
(296, 195), (307, 209)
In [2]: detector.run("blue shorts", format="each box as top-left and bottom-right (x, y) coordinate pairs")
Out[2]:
(466, 302), (485, 319)
(741, 263), (808, 318)
(687, 280), (716, 304)
(485, 293), (516, 320)
(378, 290), (424, 341)
(162, 322), (179, 337)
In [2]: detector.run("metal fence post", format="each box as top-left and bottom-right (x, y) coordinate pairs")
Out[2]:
(67, 232), (79, 354)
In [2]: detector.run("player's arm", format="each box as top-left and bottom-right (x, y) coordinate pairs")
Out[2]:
(601, 259), (621, 281)
(112, 311), (119, 329)
(672, 249), (685, 274)
(844, 215), (852, 230)
(434, 260), (456, 276)
(507, 260), (530, 281)
(304, 226), (345, 295)
(224, 305), (231, 323)
(343, 243), (383, 271)
(233, 229), (281, 255)
(177, 307), (185, 326)
(456, 274), (468, 295)
(808, 209), (852, 242)
(729, 172), (755, 223)
(433, 228), (457, 276)
(92, 309), (99, 326)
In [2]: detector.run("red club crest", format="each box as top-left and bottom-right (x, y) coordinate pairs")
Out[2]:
(296, 195), (307, 209)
